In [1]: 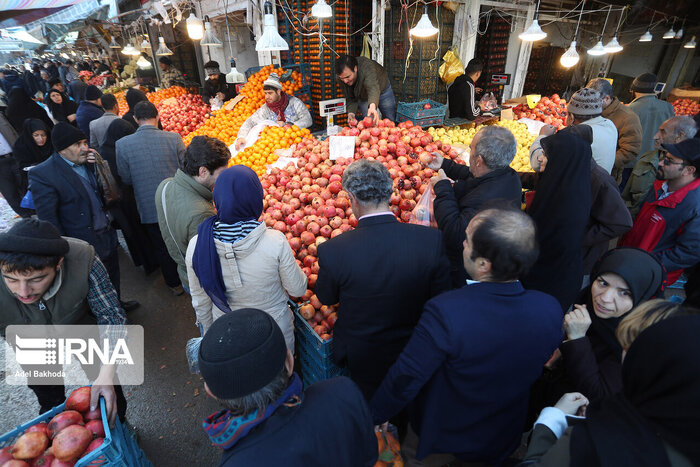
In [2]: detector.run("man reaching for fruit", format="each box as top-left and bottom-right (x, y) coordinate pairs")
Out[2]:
(424, 125), (522, 288)
(336, 54), (396, 123)
(0, 219), (127, 426)
(234, 73), (312, 150)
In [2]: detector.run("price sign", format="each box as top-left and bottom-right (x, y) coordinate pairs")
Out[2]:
(329, 136), (356, 160)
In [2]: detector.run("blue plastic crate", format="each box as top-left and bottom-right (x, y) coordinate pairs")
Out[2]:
(294, 307), (333, 359)
(397, 99), (447, 120)
(0, 397), (151, 466)
(293, 307), (348, 387)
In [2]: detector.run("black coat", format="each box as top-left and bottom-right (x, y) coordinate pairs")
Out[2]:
(315, 214), (451, 400)
(448, 74), (481, 120)
(433, 159), (522, 287)
(201, 74), (236, 103)
(28, 154), (107, 249)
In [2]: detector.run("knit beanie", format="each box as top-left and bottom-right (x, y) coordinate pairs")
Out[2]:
(0, 219), (69, 256)
(630, 73), (658, 93)
(263, 73), (283, 91)
(567, 88), (603, 116)
(661, 138), (700, 171)
(52, 122), (87, 152)
(199, 308), (287, 399)
(85, 85), (102, 101)
(204, 60), (220, 76)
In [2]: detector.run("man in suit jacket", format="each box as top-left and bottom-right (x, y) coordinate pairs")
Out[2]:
(369, 208), (564, 466)
(89, 93), (119, 148)
(315, 160), (451, 403)
(117, 101), (185, 294)
(425, 125), (523, 287)
(28, 123), (138, 310)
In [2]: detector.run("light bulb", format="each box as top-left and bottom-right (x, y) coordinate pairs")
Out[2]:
(587, 40), (607, 56)
(662, 27), (676, 39)
(226, 58), (245, 84)
(156, 37), (173, 56)
(675, 28), (683, 40)
(603, 36), (623, 53)
(410, 6), (439, 38)
(560, 41), (579, 68)
(141, 38), (151, 52)
(684, 36), (696, 49)
(311, 0), (333, 18)
(256, 1), (289, 51)
(187, 13), (204, 40)
(201, 21), (223, 47)
(639, 30), (653, 42)
(121, 44), (135, 55)
(519, 19), (547, 41)
(137, 55), (151, 69)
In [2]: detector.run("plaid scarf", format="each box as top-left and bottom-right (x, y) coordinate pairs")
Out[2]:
(202, 373), (303, 450)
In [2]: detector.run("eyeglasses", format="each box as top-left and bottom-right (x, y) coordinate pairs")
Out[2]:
(659, 151), (686, 166)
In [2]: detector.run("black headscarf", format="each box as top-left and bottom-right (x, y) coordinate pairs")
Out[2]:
(522, 130), (592, 311)
(570, 314), (700, 467)
(122, 88), (148, 129)
(5, 87), (54, 133)
(12, 119), (52, 169)
(45, 89), (78, 124)
(578, 247), (666, 362)
(99, 118), (136, 187)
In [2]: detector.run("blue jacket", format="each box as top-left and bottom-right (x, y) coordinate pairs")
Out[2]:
(370, 281), (563, 464)
(76, 101), (104, 141)
(28, 154), (108, 249)
(220, 377), (377, 467)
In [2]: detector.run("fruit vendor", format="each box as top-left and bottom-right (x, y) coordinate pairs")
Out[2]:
(448, 58), (484, 121)
(234, 73), (312, 150)
(201, 60), (237, 106)
(158, 56), (184, 88)
(198, 308), (378, 466)
(336, 54), (396, 122)
(0, 219), (127, 425)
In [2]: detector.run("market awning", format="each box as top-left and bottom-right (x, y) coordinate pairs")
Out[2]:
(2, 0), (86, 8)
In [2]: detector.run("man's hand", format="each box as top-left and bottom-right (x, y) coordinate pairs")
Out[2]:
(86, 150), (97, 164)
(234, 138), (246, 151)
(430, 169), (448, 187)
(539, 124), (557, 136)
(564, 305), (592, 340)
(367, 103), (380, 123)
(425, 151), (443, 170)
(91, 364), (117, 427)
(348, 112), (355, 122)
(216, 92), (225, 101)
(475, 87), (483, 93)
(554, 392), (589, 417)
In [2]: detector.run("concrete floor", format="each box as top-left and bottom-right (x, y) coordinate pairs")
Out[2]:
(0, 249), (222, 466)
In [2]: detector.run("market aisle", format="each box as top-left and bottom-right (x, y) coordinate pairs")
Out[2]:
(0, 248), (222, 466)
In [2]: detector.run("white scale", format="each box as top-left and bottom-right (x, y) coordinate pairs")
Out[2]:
(319, 98), (347, 136)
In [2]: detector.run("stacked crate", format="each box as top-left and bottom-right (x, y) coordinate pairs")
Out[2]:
(474, 15), (509, 95)
(383, 3), (455, 104)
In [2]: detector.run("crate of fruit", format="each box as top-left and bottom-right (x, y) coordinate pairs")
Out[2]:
(245, 63), (312, 91)
(0, 387), (152, 466)
(293, 300), (349, 388)
(397, 99), (446, 127)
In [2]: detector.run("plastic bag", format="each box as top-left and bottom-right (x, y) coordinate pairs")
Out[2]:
(479, 92), (498, 111)
(361, 34), (371, 59)
(20, 190), (34, 210)
(374, 424), (403, 467)
(410, 184), (435, 227)
(229, 119), (279, 156)
(439, 47), (464, 85)
(186, 337), (203, 374)
(210, 95), (224, 111)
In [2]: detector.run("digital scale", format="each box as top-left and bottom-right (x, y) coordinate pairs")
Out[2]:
(490, 73), (511, 104)
(319, 98), (347, 136)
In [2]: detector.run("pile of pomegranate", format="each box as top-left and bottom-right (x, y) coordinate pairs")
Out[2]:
(159, 94), (211, 137)
(512, 94), (567, 127)
(0, 387), (105, 466)
(260, 117), (462, 339)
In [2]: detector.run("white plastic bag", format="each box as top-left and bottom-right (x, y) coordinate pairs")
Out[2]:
(410, 185), (436, 227)
(229, 119), (279, 156)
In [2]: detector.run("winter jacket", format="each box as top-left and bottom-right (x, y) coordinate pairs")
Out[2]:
(583, 161), (633, 273)
(621, 149), (659, 218)
(433, 158), (522, 287)
(219, 377), (377, 467)
(581, 117), (618, 173)
(155, 169), (216, 288)
(237, 95), (312, 140)
(337, 56), (390, 115)
(68, 79), (88, 103)
(628, 95), (675, 160)
(601, 97), (643, 179)
(620, 178), (700, 284)
(201, 74), (236, 104)
(185, 223), (307, 348)
(448, 74), (481, 121)
(75, 101), (104, 141)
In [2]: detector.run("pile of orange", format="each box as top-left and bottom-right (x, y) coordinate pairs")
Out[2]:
(230, 125), (311, 176)
(147, 85), (187, 107)
(183, 66), (306, 147)
(112, 90), (128, 116)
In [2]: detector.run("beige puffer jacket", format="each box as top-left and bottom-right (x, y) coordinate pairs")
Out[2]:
(185, 223), (307, 350)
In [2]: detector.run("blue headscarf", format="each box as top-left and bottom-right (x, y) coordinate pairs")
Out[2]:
(192, 165), (264, 313)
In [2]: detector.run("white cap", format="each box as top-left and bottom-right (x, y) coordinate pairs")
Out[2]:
(263, 72), (283, 90)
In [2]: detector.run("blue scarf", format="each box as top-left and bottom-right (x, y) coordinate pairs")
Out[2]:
(192, 166), (264, 314)
(202, 373), (303, 450)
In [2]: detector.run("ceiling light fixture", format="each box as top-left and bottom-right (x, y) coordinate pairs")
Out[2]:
(201, 17), (223, 47)
(311, 0), (333, 18)
(156, 36), (173, 55)
(588, 5), (611, 56)
(604, 7), (625, 53)
(187, 12), (204, 40)
(410, 4), (439, 38)
(519, 0), (546, 41)
(639, 11), (655, 42)
(684, 35), (696, 48)
(256, 1), (289, 51)
(561, 0), (585, 67)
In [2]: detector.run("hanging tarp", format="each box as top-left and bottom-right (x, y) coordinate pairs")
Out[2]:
(2, 0), (86, 9)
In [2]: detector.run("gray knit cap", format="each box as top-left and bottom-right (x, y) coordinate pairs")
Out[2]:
(567, 88), (602, 116)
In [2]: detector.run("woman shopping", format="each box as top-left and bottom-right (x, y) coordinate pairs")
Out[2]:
(45, 89), (78, 125)
(186, 165), (307, 349)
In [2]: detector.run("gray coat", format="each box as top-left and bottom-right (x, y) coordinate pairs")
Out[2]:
(89, 112), (119, 148)
(116, 125), (185, 224)
(0, 113), (18, 148)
